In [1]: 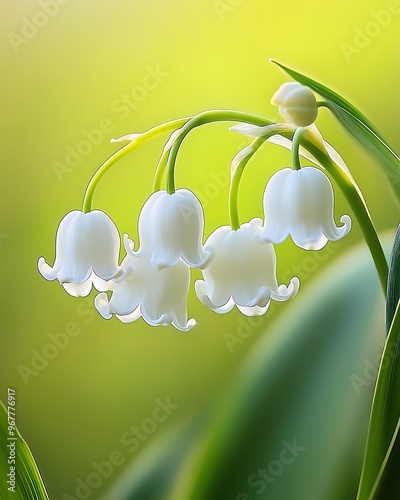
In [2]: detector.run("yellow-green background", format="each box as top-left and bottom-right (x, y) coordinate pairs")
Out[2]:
(0, 0), (399, 498)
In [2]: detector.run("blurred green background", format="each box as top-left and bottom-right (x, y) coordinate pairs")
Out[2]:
(0, 0), (399, 498)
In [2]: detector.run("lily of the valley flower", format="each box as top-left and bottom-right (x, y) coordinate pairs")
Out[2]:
(38, 210), (122, 297)
(95, 236), (196, 331)
(135, 189), (213, 270)
(271, 82), (318, 127)
(261, 167), (351, 250)
(195, 219), (299, 316)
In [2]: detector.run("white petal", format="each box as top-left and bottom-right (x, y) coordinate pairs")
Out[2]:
(61, 272), (113, 297)
(62, 279), (92, 297)
(292, 232), (329, 251)
(271, 277), (300, 302)
(76, 211), (121, 281)
(324, 214), (352, 242)
(38, 257), (58, 281)
(116, 307), (142, 324)
(95, 292), (113, 319)
(135, 190), (167, 260)
(123, 234), (136, 257)
(261, 169), (292, 244)
(195, 279), (232, 313)
(139, 306), (196, 332)
(38, 210), (81, 281)
(172, 317), (197, 332)
(237, 302), (271, 316)
(195, 279), (236, 315)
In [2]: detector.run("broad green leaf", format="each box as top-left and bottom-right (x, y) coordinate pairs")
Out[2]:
(170, 241), (385, 500)
(100, 414), (207, 500)
(386, 225), (400, 332)
(357, 232), (400, 499)
(107, 239), (388, 500)
(0, 400), (49, 500)
(271, 60), (400, 202)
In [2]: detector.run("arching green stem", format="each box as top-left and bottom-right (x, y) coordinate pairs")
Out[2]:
(165, 110), (274, 194)
(229, 139), (264, 230)
(228, 126), (292, 230)
(152, 147), (170, 193)
(291, 127), (305, 170)
(82, 117), (189, 213)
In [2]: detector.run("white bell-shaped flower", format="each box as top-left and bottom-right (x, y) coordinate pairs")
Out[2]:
(38, 210), (122, 297)
(135, 189), (213, 270)
(195, 219), (299, 316)
(95, 236), (196, 331)
(271, 82), (318, 127)
(261, 167), (351, 250)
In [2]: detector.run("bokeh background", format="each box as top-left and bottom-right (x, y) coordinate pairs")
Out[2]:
(1, 0), (399, 498)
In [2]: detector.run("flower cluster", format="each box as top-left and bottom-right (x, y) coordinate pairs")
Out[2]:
(38, 82), (352, 331)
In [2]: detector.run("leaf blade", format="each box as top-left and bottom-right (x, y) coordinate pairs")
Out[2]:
(170, 241), (386, 500)
(357, 234), (400, 499)
(0, 400), (49, 500)
(386, 225), (400, 332)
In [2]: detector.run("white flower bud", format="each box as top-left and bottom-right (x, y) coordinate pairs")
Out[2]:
(195, 219), (299, 316)
(38, 210), (122, 296)
(95, 235), (196, 331)
(135, 189), (213, 270)
(271, 82), (318, 127)
(260, 167), (352, 250)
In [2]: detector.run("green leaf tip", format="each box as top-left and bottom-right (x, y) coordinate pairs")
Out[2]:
(0, 400), (49, 499)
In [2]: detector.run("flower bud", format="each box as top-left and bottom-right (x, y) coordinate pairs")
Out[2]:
(271, 82), (318, 127)
(260, 166), (351, 250)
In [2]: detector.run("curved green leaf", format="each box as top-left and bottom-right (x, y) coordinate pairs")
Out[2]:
(271, 60), (400, 202)
(366, 416), (400, 499)
(0, 400), (49, 500)
(108, 239), (389, 500)
(99, 414), (207, 500)
(357, 232), (400, 499)
(386, 224), (400, 332)
(171, 241), (385, 500)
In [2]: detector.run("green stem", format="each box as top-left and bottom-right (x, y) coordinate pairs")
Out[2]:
(229, 140), (263, 230)
(165, 110), (274, 194)
(229, 125), (292, 230)
(152, 147), (170, 192)
(82, 117), (189, 212)
(291, 127), (305, 170)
